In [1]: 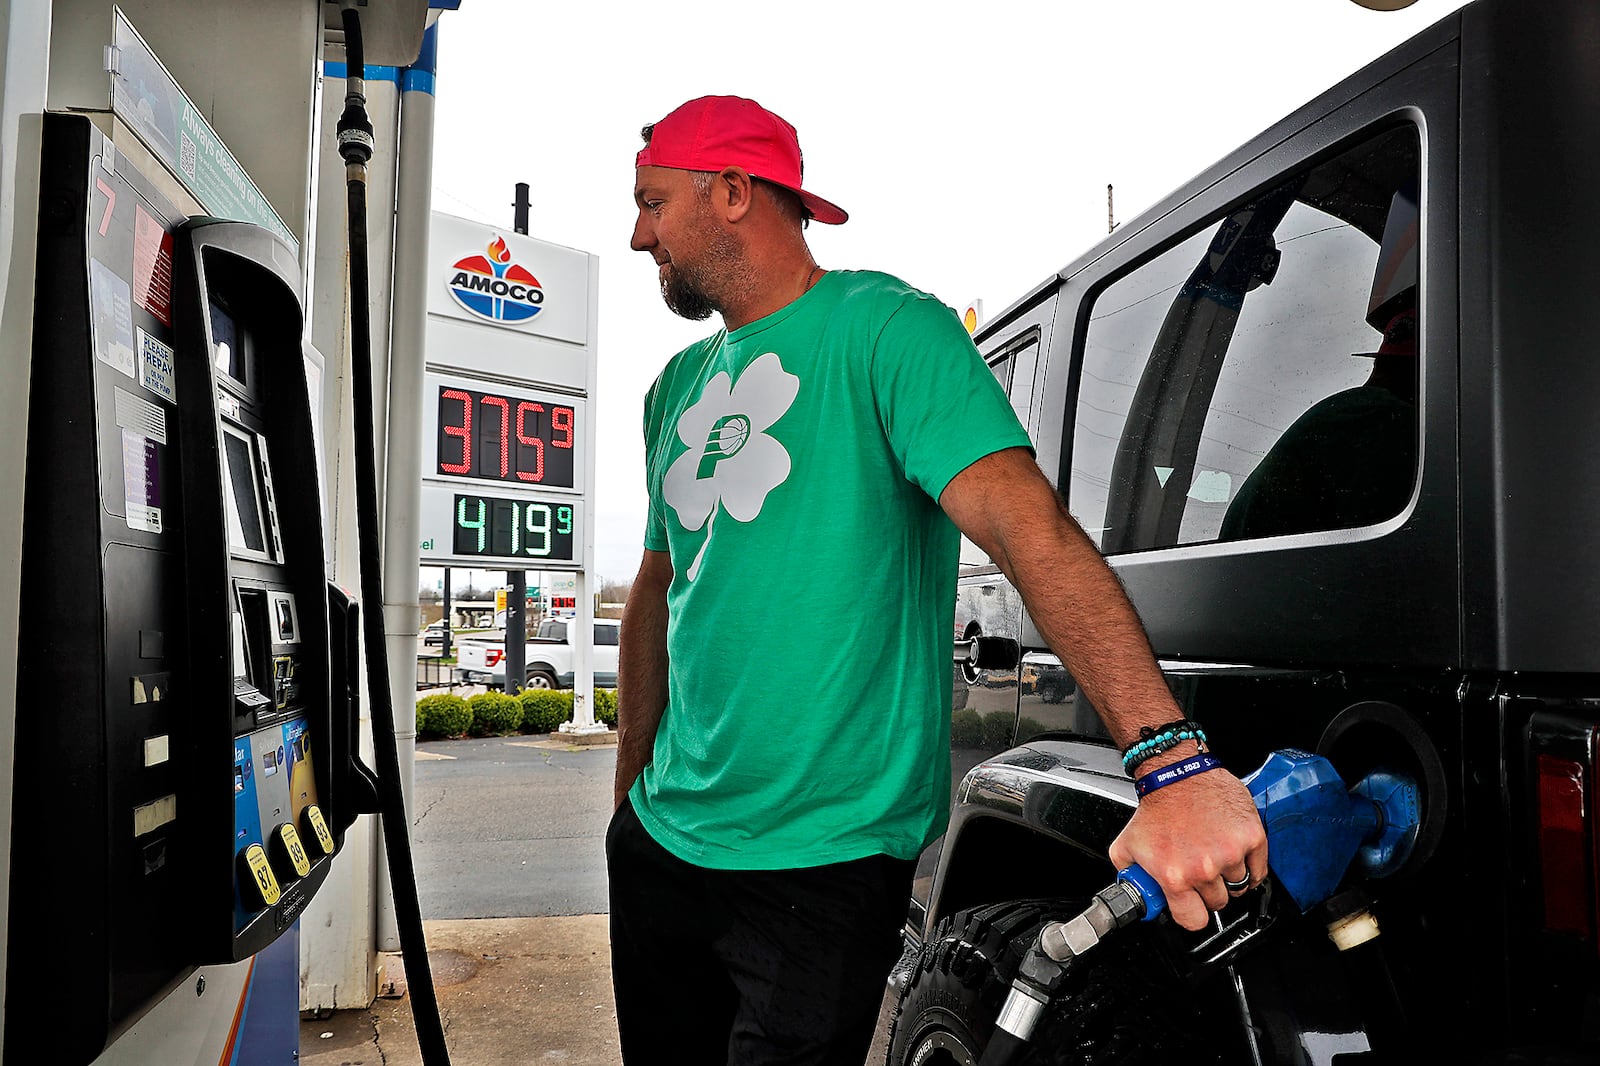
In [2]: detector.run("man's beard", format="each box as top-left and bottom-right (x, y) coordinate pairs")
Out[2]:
(660, 225), (746, 322)
(660, 262), (718, 321)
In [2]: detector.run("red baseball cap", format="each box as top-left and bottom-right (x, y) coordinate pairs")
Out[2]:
(635, 96), (848, 225)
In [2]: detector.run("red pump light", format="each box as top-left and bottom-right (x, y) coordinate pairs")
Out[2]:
(1536, 753), (1594, 936)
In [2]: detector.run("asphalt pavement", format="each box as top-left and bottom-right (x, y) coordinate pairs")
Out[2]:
(298, 733), (900, 1066)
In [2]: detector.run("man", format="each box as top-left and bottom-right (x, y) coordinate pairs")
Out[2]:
(608, 95), (1266, 1065)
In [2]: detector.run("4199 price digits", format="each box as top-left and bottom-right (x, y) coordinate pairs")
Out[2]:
(453, 495), (575, 560)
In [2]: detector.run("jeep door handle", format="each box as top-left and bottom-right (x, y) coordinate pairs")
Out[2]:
(954, 635), (1022, 671)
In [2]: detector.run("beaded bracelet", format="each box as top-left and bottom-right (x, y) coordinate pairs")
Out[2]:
(1134, 753), (1224, 798)
(1121, 718), (1208, 775)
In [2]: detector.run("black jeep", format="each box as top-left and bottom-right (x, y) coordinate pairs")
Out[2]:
(889, 0), (1600, 1062)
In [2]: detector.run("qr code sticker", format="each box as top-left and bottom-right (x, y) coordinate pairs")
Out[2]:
(179, 133), (196, 180)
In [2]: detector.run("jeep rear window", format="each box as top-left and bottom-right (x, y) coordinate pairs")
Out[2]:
(1069, 124), (1420, 553)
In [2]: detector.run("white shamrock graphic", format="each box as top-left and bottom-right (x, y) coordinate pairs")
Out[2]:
(663, 351), (799, 580)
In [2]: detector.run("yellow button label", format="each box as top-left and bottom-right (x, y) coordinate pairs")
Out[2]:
(242, 844), (280, 907)
(305, 805), (335, 855)
(275, 823), (311, 878)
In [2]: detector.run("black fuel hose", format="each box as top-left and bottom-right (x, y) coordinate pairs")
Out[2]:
(978, 1029), (1031, 1066)
(336, 6), (451, 1064)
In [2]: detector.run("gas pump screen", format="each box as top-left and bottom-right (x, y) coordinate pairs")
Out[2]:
(452, 493), (575, 561)
(222, 426), (267, 554)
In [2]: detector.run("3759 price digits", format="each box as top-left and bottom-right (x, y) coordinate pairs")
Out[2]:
(453, 494), (575, 560)
(437, 385), (575, 487)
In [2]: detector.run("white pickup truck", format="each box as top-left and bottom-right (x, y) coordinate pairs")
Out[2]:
(454, 617), (620, 690)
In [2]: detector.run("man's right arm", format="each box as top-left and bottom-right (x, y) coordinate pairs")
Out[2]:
(615, 548), (672, 810)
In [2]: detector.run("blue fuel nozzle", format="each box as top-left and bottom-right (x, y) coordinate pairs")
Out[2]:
(1242, 750), (1417, 911)
(1115, 750), (1421, 920)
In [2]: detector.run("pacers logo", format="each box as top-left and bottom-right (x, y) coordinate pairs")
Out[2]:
(696, 414), (751, 478)
(446, 235), (545, 324)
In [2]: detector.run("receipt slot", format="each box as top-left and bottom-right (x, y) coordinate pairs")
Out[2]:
(7, 114), (370, 1064)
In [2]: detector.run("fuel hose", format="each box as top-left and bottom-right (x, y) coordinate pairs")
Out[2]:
(335, 4), (452, 1064)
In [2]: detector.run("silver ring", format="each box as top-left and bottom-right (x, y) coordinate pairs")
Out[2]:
(1222, 873), (1251, 892)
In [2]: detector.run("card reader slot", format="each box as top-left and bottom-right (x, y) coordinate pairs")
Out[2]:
(234, 587), (273, 727)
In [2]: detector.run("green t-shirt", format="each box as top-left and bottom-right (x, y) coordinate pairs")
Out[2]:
(632, 269), (1033, 870)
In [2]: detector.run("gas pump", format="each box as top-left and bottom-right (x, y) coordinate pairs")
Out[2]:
(6, 112), (372, 1064)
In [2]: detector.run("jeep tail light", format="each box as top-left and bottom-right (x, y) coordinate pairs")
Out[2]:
(486, 649), (503, 667)
(1536, 753), (1594, 936)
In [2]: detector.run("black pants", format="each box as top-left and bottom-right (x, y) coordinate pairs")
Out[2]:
(606, 799), (914, 1066)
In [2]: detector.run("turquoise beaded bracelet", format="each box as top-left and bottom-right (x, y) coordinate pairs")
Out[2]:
(1121, 719), (1208, 775)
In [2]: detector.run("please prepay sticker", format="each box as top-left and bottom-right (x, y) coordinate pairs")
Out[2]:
(137, 328), (176, 403)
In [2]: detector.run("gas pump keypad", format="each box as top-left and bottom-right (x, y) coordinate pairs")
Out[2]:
(274, 655), (299, 709)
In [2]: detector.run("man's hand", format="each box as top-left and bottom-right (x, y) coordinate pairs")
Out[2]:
(615, 549), (672, 811)
(1107, 765), (1267, 931)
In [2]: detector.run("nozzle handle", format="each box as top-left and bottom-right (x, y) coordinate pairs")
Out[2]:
(1117, 864), (1166, 922)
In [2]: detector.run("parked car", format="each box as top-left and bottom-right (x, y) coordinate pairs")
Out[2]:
(455, 617), (620, 690)
(886, 2), (1600, 1063)
(421, 620), (448, 646)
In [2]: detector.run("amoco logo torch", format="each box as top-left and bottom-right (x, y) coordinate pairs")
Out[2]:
(446, 235), (545, 324)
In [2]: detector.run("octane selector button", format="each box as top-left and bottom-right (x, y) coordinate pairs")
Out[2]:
(269, 822), (312, 881)
(239, 843), (281, 909)
(302, 804), (335, 856)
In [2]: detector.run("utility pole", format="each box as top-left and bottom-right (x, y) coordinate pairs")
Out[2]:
(503, 181), (533, 695)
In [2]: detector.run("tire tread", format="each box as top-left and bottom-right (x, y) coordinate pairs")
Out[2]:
(887, 898), (1231, 1066)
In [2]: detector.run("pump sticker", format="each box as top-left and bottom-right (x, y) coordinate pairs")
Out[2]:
(131, 672), (170, 704)
(132, 205), (174, 326)
(89, 257), (136, 378)
(114, 386), (166, 444)
(136, 328), (177, 404)
(120, 430), (161, 534)
(115, 388), (165, 533)
(133, 794), (177, 837)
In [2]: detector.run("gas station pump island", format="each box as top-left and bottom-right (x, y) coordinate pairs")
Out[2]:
(0, 4), (451, 1064)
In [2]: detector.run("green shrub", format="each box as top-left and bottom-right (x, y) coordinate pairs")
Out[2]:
(467, 691), (523, 736)
(594, 688), (618, 727)
(418, 693), (470, 738)
(950, 708), (983, 749)
(1016, 716), (1049, 743)
(982, 711), (1016, 751)
(519, 689), (573, 734)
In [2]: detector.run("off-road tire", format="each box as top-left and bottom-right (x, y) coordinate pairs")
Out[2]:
(886, 899), (1229, 1066)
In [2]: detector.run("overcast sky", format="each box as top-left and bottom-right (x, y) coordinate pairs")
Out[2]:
(422, 0), (1471, 592)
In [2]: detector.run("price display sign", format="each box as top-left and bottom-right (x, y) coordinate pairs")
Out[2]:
(434, 381), (577, 488)
(452, 493), (576, 561)
(417, 482), (583, 567)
